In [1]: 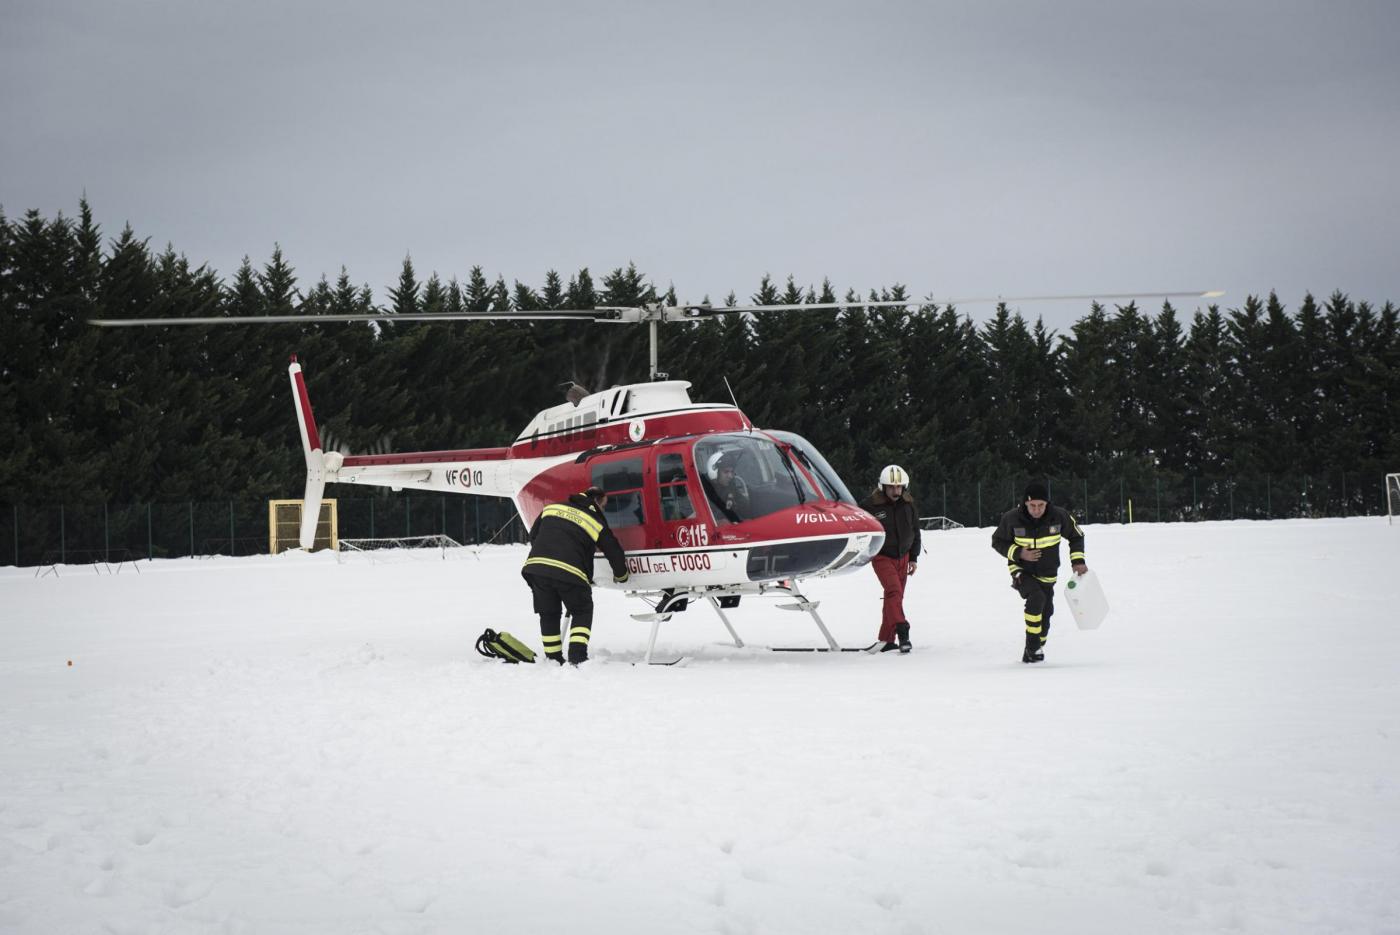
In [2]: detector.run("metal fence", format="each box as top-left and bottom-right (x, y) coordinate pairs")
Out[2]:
(928, 472), (1383, 528)
(1, 495), (527, 568)
(0, 472), (1385, 568)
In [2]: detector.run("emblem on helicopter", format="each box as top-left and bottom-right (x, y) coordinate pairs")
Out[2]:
(445, 468), (483, 489)
(628, 419), (646, 442)
(675, 524), (709, 547)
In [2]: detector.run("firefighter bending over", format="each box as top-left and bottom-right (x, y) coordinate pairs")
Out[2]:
(521, 486), (629, 665)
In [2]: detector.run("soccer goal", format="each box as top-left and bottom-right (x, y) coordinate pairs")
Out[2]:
(1388, 474), (1400, 525)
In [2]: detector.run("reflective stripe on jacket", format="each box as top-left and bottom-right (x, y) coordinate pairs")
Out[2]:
(990, 503), (1084, 583)
(523, 493), (627, 586)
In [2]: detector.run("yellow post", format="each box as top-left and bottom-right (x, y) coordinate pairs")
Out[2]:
(1128, 498), (1133, 524)
(268, 498), (339, 553)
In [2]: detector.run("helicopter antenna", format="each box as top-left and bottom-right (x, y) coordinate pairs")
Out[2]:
(722, 376), (751, 432)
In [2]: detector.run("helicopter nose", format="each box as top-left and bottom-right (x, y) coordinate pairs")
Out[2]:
(837, 532), (883, 570)
(859, 533), (884, 561)
(743, 533), (882, 580)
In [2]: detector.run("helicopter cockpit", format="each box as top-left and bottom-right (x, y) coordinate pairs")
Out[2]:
(694, 432), (854, 524)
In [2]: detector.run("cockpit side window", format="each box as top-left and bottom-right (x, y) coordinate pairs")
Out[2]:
(591, 457), (646, 528)
(657, 453), (695, 522)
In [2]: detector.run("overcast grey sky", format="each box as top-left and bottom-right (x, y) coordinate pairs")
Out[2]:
(3, 0), (1397, 330)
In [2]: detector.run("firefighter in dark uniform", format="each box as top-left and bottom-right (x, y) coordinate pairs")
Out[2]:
(522, 486), (629, 665)
(991, 481), (1086, 663)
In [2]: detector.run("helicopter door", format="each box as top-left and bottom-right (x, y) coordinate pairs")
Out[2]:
(652, 451), (710, 550)
(589, 454), (648, 553)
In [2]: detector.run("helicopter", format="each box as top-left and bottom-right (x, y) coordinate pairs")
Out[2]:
(94, 290), (1222, 663)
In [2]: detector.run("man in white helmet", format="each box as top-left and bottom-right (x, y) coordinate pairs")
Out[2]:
(861, 465), (921, 653)
(707, 451), (750, 521)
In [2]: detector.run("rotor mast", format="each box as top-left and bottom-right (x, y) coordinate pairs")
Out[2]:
(649, 316), (661, 381)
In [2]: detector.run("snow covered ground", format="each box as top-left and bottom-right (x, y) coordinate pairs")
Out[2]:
(3, 517), (1399, 935)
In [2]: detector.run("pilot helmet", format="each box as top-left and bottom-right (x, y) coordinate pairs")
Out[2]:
(708, 451), (738, 480)
(879, 464), (909, 488)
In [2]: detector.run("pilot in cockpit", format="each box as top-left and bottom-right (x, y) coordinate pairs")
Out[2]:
(707, 451), (751, 520)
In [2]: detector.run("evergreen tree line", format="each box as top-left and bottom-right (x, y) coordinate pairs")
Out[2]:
(3, 201), (1398, 560)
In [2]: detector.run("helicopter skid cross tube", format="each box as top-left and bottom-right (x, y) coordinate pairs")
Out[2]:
(629, 580), (841, 661)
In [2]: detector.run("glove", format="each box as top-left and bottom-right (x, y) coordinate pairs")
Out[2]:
(1010, 572), (1024, 590)
(613, 572), (630, 584)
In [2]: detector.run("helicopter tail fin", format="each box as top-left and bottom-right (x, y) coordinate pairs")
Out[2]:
(288, 356), (327, 550)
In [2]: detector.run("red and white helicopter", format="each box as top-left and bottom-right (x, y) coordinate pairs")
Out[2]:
(95, 290), (1221, 662)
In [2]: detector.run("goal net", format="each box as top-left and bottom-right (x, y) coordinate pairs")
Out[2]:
(336, 535), (467, 565)
(1388, 474), (1400, 525)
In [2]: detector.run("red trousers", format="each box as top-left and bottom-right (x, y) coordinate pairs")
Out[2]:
(871, 554), (910, 642)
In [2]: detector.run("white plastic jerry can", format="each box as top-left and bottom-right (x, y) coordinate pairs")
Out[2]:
(1063, 568), (1109, 630)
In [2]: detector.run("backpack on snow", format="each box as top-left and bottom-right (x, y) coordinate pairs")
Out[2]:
(475, 628), (537, 664)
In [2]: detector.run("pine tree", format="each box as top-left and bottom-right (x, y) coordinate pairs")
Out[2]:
(1140, 302), (1190, 472)
(387, 256), (420, 317)
(841, 287), (909, 484)
(1180, 304), (1234, 478)
(1293, 292), (1329, 468)
(741, 274), (796, 429)
(981, 303), (1043, 477)
(1058, 302), (1117, 512)
(421, 273), (446, 315)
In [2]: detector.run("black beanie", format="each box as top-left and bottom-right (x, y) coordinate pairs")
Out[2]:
(1023, 481), (1049, 502)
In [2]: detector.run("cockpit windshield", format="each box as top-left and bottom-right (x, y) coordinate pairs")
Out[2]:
(693, 434), (820, 524)
(766, 431), (859, 506)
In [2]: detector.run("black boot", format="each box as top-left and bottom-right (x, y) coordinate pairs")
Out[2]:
(878, 641), (900, 653)
(896, 622), (912, 654)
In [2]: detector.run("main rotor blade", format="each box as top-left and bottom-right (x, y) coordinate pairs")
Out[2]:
(88, 309), (620, 327)
(674, 290), (1223, 317)
(89, 290), (1225, 327)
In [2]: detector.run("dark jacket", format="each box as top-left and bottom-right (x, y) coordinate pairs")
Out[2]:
(990, 502), (1085, 582)
(862, 488), (922, 562)
(523, 493), (627, 586)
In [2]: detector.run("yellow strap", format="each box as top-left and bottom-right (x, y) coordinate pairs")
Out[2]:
(1006, 543), (1020, 561)
(523, 556), (590, 584)
(1037, 534), (1062, 547)
(541, 504), (603, 540)
(1035, 575), (1057, 583)
(1025, 624), (1043, 634)
(542, 634), (562, 648)
(568, 628), (592, 644)
(1024, 612), (1043, 623)
(1070, 551), (1085, 561)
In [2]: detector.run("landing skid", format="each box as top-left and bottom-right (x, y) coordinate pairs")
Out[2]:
(770, 644), (877, 653)
(629, 580), (840, 664)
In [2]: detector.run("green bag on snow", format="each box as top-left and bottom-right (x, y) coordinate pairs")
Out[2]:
(475, 628), (536, 664)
